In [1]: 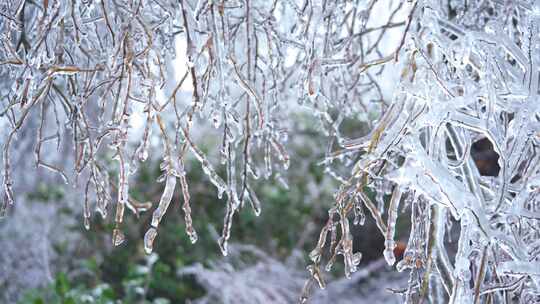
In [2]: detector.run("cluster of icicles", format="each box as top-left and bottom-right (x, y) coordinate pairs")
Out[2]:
(0, 0), (400, 259)
(1, 0), (406, 256)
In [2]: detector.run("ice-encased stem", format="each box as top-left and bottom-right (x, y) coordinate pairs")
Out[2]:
(246, 184), (262, 216)
(383, 186), (402, 265)
(179, 172), (198, 244)
(113, 149), (129, 246)
(144, 175), (176, 254)
(182, 128), (228, 196)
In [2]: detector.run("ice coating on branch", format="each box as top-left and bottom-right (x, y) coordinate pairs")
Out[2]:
(179, 171), (198, 244)
(112, 115), (130, 246)
(143, 117), (199, 252)
(149, 175), (176, 229)
(182, 128), (228, 198)
(2, 0), (301, 255)
(245, 185), (262, 216)
(144, 227), (158, 255)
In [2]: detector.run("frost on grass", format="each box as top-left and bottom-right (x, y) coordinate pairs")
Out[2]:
(2, 0), (540, 303)
(180, 244), (407, 304)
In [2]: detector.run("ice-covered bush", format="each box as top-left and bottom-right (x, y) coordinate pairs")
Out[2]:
(305, 1), (540, 303)
(2, 0), (540, 303)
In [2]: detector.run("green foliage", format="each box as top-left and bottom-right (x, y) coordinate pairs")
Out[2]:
(19, 271), (117, 304)
(27, 183), (65, 202)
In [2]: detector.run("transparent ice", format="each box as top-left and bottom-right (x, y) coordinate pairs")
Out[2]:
(1, 0), (540, 303)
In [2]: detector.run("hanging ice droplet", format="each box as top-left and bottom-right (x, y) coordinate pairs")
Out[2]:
(218, 236), (228, 256)
(309, 249), (320, 264)
(352, 252), (362, 265)
(144, 227), (158, 254)
(150, 175), (176, 228)
(84, 216), (90, 230)
(179, 174), (198, 244)
(112, 228), (125, 246)
(188, 230), (198, 244)
(217, 188), (224, 199)
(353, 196), (365, 226)
(283, 158), (290, 170)
(325, 260), (335, 272)
(138, 149), (149, 162)
(246, 186), (262, 216)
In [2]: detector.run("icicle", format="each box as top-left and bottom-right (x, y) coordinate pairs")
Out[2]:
(340, 215), (358, 277)
(270, 138), (289, 170)
(144, 227), (158, 254)
(135, 106), (153, 162)
(83, 216), (90, 231)
(352, 252), (362, 266)
(83, 188), (91, 230)
(112, 150), (129, 246)
(310, 212), (335, 264)
(384, 187), (402, 266)
(307, 264), (326, 289)
(246, 161), (260, 180)
(264, 141), (272, 178)
(2, 158), (14, 209)
(179, 172), (198, 244)
(353, 194), (365, 226)
(246, 184), (262, 216)
(183, 129), (228, 196)
(143, 175), (176, 254)
(218, 192), (238, 256)
(375, 180), (386, 212)
(275, 173), (289, 190)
